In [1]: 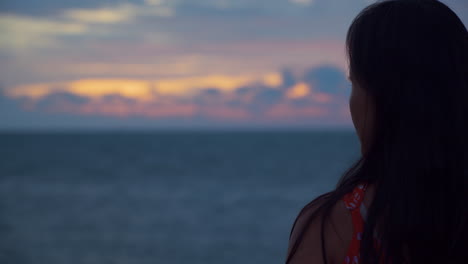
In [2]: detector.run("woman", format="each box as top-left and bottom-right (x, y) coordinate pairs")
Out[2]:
(286, 0), (468, 263)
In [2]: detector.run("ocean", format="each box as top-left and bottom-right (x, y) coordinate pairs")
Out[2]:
(0, 130), (360, 264)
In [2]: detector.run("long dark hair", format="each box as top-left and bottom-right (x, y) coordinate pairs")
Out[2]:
(286, 0), (468, 263)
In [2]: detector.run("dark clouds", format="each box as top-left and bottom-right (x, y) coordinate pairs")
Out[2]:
(303, 66), (350, 95)
(33, 92), (90, 111)
(0, 0), (117, 16)
(0, 0), (309, 17)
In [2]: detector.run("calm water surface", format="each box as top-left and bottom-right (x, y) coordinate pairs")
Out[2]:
(0, 130), (360, 264)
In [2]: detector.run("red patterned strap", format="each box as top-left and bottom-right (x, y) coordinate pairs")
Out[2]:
(342, 183), (368, 264)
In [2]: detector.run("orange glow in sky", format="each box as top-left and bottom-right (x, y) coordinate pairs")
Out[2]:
(6, 72), (283, 100)
(286, 82), (310, 99)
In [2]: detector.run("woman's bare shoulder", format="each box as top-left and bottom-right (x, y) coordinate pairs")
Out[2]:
(287, 194), (353, 264)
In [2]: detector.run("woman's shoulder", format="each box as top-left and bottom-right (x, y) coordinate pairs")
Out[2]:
(287, 192), (355, 264)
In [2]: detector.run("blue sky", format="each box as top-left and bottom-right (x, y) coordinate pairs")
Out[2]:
(0, 0), (467, 129)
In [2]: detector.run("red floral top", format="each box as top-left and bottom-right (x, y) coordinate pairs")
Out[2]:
(342, 183), (378, 264)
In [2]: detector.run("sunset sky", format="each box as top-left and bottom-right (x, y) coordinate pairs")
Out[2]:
(1, 0), (467, 129)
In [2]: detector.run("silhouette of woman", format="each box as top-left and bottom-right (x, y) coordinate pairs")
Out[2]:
(286, 1), (468, 263)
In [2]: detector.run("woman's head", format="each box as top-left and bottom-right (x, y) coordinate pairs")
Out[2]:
(346, 0), (468, 262)
(346, 0), (468, 159)
(287, 1), (468, 263)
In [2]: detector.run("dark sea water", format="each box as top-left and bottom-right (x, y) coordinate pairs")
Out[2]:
(0, 130), (360, 264)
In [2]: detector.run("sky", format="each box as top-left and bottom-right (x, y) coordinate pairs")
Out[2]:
(0, 0), (467, 130)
